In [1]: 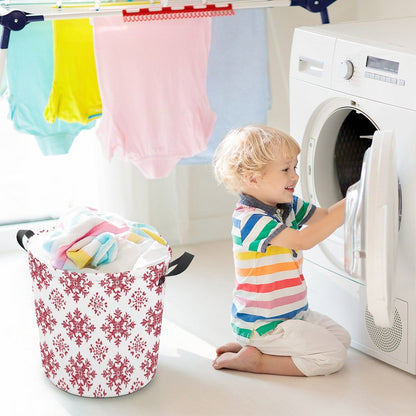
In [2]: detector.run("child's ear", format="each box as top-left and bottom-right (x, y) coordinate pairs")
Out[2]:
(243, 172), (260, 186)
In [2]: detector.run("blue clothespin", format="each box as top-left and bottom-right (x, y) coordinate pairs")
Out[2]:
(0, 9), (44, 88)
(291, 0), (338, 24)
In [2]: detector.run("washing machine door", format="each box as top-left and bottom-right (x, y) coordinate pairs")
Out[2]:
(345, 130), (398, 327)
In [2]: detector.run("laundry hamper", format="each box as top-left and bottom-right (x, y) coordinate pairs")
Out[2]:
(17, 229), (193, 398)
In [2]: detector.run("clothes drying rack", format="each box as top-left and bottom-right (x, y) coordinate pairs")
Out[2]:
(0, 0), (337, 85)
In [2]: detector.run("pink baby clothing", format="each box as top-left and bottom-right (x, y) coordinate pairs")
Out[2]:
(93, 16), (216, 178)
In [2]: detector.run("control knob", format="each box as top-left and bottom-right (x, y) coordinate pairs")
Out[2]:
(338, 60), (354, 80)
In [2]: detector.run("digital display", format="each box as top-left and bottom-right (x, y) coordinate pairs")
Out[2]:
(366, 56), (399, 74)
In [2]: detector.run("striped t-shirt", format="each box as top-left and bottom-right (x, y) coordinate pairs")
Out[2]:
(231, 194), (316, 339)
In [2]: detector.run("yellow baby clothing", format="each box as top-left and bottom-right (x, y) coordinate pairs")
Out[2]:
(44, 18), (102, 125)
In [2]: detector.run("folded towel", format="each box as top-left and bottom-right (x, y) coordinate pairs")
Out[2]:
(66, 231), (118, 269)
(43, 207), (167, 270)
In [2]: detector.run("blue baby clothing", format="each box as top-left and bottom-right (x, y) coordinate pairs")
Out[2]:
(180, 9), (270, 164)
(0, 65), (6, 96)
(6, 21), (95, 155)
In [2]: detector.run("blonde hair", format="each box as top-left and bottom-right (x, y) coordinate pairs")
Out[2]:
(213, 125), (301, 194)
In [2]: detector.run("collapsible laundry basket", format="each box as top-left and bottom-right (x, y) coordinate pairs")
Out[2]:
(17, 229), (193, 397)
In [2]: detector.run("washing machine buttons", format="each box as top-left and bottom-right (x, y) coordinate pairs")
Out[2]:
(364, 71), (405, 85)
(338, 60), (354, 80)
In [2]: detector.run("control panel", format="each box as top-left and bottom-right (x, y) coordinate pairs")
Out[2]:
(331, 38), (416, 110)
(335, 50), (405, 85)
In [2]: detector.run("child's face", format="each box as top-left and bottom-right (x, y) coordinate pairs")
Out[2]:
(247, 154), (299, 206)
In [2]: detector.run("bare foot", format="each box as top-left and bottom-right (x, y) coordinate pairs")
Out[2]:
(213, 346), (262, 372)
(213, 345), (305, 376)
(215, 342), (242, 356)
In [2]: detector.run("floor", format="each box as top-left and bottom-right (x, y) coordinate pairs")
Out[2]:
(1, 239), (415, 416)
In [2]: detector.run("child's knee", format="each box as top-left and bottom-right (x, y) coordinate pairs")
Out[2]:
(293, 345), (348, 376)
(340, 328), (351, 350)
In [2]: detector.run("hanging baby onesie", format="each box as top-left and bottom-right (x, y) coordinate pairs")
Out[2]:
(93, 16), (216, 179)
(0, 66), (6, 96)
(180, 9), (270, 164)
(44, 19), (102, 124)
(6, 21), (94, 155)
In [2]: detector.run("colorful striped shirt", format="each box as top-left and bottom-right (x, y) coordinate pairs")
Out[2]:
(231, 194), (316, 338)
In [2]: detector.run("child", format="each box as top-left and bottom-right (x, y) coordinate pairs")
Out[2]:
(212, 125), (350, 377)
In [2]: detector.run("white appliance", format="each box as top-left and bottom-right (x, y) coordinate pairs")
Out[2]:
(289, 17), (416, 374)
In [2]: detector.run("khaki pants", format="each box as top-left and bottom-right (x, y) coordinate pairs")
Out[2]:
(235, 310), (351, 376)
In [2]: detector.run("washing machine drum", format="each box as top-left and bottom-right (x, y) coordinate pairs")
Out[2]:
(307, 108), (377, 208)
(334, 111), (376, 197)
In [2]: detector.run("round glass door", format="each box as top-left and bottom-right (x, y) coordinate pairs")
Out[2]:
(304, 107), (377, 208)
(302, 106), (378, 274)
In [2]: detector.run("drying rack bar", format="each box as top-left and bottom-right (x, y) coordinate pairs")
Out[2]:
(0, 0), (337, 97)
(0, 1), (293, 21)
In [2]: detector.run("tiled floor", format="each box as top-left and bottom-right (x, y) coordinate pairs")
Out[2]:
(1, 239), (415, 416)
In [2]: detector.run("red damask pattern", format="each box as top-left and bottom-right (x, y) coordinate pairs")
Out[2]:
(88, 292), (108, 316)
(62, 308), (96, 347)
(102, 353), (134, 396)
(40, 342), (60, 379)
(128, 288), (148, 311)
(65, 352), (97, 396)
(140, 342), (160, 379)
(142, 263), (167, 295)
(101, 308), (136, 347)
(57, 378), (70, 392)
(34, 299), (57, 335)
(128, 334), (147, 359)
(141, 300), (164, 337)
(29, 244), (171, 397)
(89, 339), (109, 364)
(59, 271), (93, 302)
(100, 272), (135, 302)
(49, 288), (66, 311)
(53, 334), (70, 359)
(93, 384), (107, 398)
(29, 253), (53, 290)
(129, 379), (144, 394)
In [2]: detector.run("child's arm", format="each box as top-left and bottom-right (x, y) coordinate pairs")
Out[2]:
(270, 199), (345, 251)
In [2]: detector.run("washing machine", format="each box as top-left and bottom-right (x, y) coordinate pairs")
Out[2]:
(289, 16), (416, 374)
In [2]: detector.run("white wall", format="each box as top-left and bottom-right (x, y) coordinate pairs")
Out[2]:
(101, 0), (416, 246)
(356, 0), (416, 19)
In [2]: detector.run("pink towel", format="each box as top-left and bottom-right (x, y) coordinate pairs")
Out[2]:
(93, 16), (216, 178)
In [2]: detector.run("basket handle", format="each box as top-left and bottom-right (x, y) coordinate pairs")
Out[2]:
(16, 229), (35, 251)
(158, 251), (194, 285)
